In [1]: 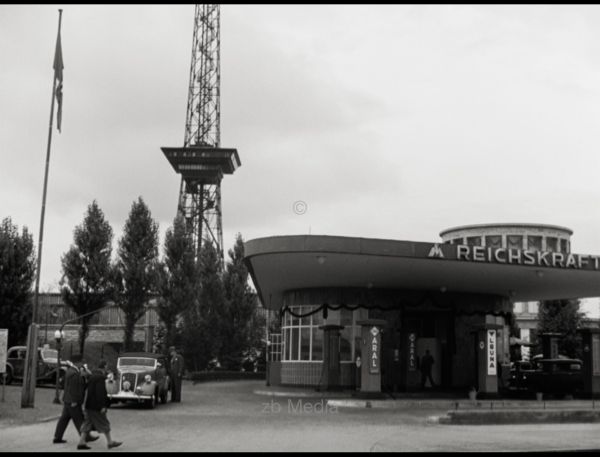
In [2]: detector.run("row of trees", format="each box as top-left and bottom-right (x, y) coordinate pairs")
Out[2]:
(508, 298), (585, 361)
(535, 299), (584, 359)
(0, 217), (35, 347)
(1, 198), (264, 371)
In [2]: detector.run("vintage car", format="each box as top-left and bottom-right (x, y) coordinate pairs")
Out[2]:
(506, 356), (584, 398)
(4, 345), (67, 387)
(105, 352), (170, 408)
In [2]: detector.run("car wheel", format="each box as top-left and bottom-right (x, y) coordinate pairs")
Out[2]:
(146, 392), (157, 409)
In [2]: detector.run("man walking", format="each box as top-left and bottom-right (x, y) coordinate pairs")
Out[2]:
(420, 349), (436, 389)
(77, 360), (122, 450)
(53, 354), (99, 444)
(169, 346), (184, 402)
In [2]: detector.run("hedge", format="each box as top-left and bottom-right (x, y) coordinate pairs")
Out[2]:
(188, 371), (266, 383)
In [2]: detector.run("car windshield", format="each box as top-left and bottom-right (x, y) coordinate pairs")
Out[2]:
(118, 357), (156, 368)
(41, 349), (58, 360)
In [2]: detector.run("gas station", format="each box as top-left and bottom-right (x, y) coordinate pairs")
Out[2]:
(245, 228), (600, 398)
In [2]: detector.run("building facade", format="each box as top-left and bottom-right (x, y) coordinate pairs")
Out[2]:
(36, 293), (160, 358)
(247, 223), (600, 395)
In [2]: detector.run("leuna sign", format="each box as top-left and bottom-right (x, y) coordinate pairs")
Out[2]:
(487, 330), (497, 376)
(428, 243), (600, 271)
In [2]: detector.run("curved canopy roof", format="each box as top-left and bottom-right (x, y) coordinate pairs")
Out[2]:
(244, 235), (600, 310)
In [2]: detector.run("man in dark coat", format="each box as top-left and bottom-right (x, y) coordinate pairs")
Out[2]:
(52, 354), (99, 444)
(77, 360), (122, 450)
(169, 346), (184, 402)
(420, 349), (436, 389)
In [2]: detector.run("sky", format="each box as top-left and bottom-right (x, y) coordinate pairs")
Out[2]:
(1, 4), (600, 317)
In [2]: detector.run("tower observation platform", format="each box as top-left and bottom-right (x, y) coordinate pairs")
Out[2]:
(161, 146), (241, 185)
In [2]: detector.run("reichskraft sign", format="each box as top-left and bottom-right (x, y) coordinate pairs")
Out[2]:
(427, 243), (600, 271)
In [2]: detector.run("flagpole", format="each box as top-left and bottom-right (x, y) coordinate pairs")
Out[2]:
(35, 8), (62, 323)
(21, 8), (63, 408)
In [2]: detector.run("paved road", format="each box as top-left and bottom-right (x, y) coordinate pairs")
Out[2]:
(1, 380), (600, 452)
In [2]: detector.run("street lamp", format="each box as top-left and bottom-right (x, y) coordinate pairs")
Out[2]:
(53, 329), (65, 404)
(49, 302), (117, 405)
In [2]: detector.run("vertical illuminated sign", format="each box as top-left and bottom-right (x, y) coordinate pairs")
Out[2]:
(369, 326), (380, 374)
(592, 334), (600, 376)
(408, 332), (416, 371)
(0, 329), (7, 374)
(487, 330), (497, 376)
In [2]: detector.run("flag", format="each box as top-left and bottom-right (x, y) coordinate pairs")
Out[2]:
(53, 22), (63, 133)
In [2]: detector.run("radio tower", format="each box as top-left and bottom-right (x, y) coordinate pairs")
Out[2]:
(162, 4), (241, 264)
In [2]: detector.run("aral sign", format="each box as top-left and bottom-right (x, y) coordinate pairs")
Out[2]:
(427, 243), (600, 271)
(369, 326), (380, 374)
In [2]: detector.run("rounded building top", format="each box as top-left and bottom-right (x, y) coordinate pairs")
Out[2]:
(440, 223), (573, 238)
(439, 223), (573, 253)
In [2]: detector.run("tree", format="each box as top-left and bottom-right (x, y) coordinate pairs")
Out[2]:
(157, 215), (198, 349)
(219, 233), (263, 370)
(0, 217), (35, 347)
(535, 299), (584, 359)
(114, 197), (159, 352)
(181, 241), (224, 371)
(60, 201), (114, 356)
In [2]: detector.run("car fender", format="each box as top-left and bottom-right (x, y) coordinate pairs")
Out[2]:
(136, 380), (157, 396)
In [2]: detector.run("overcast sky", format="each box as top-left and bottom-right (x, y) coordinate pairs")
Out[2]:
(1, 5), (600, 316)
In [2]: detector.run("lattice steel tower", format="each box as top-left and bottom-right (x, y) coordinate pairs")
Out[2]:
(162, 4), (241, 263)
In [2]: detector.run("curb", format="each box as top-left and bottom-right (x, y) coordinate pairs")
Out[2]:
(253, 389), (351, 399)
(327, 399), (370, 408)
(439, 409), (600, 425)
(39, 415), (60, 423)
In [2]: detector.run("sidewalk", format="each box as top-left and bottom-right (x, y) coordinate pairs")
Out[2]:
(253, 384), (600, 424)
(253, 384), (353, 399)
(0, 385), (63, 427)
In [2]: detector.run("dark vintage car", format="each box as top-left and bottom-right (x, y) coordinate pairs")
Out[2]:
(4, 345), (67, 387)
(506, 356), (584, 398)
(105, 352), (170, 408)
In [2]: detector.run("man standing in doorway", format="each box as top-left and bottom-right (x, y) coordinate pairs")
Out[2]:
(420, 349), (436, 389)
(169, 346), (184, 402)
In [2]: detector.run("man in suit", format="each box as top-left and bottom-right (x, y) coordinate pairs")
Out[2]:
(52, 354), (99, 444)
(169, 346), (184, 402)
(420, 349), (436, 389)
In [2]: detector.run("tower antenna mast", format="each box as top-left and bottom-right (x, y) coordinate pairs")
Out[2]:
(162, 4), (240, 264)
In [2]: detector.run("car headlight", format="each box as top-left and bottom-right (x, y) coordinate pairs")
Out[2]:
(107, 373), (114, 381)
(144, 374), (152, 383)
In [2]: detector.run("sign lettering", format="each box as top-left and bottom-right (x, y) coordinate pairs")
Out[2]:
(0, 329), (7, 374)
(593, 334), (600, 376)
(408, 333), (416, 371)
(429, 243), (600, 271)
(487, 330), (497, 376)
(369, 326), (380, 374)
